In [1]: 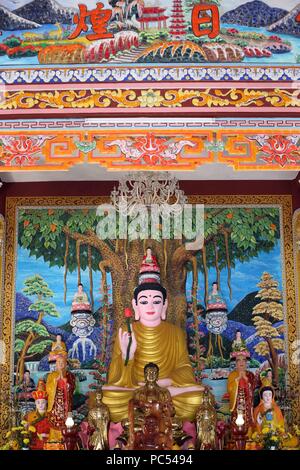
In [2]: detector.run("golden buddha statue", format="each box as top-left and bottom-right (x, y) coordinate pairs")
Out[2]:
(196, 387), (217, 450)
(102, 249), (205, 422)
(128, 362), (174, 450)
(88, 389), (110, 450)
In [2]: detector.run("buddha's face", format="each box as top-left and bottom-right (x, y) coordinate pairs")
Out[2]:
(36, 398), (47, 415)
(145, 366), (158, 383)
(56, 335), (62, 343)
(262, 390), (273, 408)
(95, 392), (103, 404)
(132, 289), (167, 327)
(236, 331), (241, 341)
(78, 284), (83, 293)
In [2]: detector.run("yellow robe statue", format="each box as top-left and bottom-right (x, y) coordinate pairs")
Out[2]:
(102, 321), (203, 422)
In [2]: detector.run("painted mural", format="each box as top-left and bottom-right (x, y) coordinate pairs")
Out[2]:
(12, 203), (286, 423)
(0, 0), (300, 66)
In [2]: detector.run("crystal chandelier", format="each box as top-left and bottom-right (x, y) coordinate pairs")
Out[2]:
(110, 172), (187, 216)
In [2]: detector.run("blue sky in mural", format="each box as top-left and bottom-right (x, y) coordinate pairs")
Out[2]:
(16, 239), (282, 326)
(16, 246), (111, 326)
(186, 239), (282, 311)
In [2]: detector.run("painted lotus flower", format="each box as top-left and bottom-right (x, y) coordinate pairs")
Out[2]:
(137, 89), (164, 108)
(0, 135), (52, 167)
(260, 135), (300, 167)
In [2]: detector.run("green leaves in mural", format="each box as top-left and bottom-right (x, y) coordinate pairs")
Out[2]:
(15, 338), (25, 353)
(28, 301), (59, 317)
(23, 274), (54, 298)
(27, 340), (53, 356)
(15, 320), (50, 337)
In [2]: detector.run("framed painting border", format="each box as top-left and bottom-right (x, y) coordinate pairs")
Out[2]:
(0, 194), (298, 441)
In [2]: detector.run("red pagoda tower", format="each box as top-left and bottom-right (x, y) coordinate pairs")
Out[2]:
(169, 0), (187, 40)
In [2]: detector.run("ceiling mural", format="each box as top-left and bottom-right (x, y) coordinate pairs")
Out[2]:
(0, 118), (300, 171)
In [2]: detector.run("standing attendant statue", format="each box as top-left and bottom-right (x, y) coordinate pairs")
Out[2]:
(88, 389), (110, 450)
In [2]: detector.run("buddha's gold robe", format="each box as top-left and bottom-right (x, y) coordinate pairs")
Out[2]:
(102, 321), (204, 422)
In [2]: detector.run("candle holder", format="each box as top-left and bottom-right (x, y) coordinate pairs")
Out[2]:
(62, 412), (79, 450)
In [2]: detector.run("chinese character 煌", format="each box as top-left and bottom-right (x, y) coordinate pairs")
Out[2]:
(69, 2), (113, 41)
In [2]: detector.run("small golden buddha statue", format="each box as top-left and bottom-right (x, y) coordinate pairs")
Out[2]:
(196, 387), (217, 450)
(128, 362), (174, 450)
(88, 389), (110, 450)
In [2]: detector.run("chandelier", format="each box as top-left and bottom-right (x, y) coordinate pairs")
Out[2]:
(110, 172), (187, 216)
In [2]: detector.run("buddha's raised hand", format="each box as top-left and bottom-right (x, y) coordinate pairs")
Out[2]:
(118, 327), (137, 360)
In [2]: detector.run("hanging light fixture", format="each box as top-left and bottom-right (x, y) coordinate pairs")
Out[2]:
(110, 171), (187, 217)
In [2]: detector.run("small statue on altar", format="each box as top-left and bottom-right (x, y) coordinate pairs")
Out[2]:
(227, 347), (255, 435)
(195, 388), (217, 450)
(253, 385), (284, 433)
(24, 379), (51, 450)
(46, 352), (76, 442)
(128, 362), (175, 450)
(88, 389), (110, 450)
(134, 415), (167, 450)
(48, 334), (67, 363)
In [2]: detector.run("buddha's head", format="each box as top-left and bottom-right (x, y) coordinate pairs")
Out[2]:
(56, 334), (62, 344)
(260, 386), (274, 409)
(78, 283), (83, 293)
(235, 329), (241, 341)
(132, 283), (167, 327)
(212, 282), (218, 293)
(95, 389), (103, 405)
(144, 362), (159, 384)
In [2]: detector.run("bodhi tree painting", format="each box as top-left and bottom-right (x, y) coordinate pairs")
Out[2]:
(13, 200), (286, 419)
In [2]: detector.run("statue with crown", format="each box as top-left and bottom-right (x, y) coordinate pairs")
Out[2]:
(102, 248), (211, 449)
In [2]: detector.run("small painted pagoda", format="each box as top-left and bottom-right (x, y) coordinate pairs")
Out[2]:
(138, 5), (169, 30)
(169, 0), (187, 40)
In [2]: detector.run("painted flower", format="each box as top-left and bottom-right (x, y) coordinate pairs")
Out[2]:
(262, 427), (269, 435)
(23, 438), (30, 445)
(138, 89), (164, 108)
(28, 425), (36, 433)
(260, 135), (300, 167)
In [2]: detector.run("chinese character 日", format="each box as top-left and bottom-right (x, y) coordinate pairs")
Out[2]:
(69, 2), (113, 41)
(191, 4), (220, 39)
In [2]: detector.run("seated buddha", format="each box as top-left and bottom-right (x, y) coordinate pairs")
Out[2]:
(102, 249), (205, 423)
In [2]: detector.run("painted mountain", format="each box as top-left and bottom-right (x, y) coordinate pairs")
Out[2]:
(14, 0), (76, 25)
(221, 0), (288, 27)
(268, 3), (300, 36)
(0, 5), (40, 30)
